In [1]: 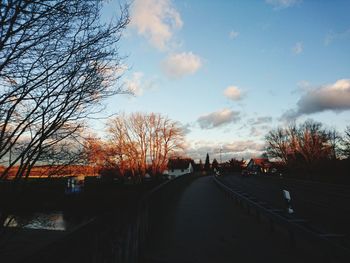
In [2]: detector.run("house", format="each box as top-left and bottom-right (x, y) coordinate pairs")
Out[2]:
(166, 158), (194, 178)
(246, 158), (272, 175)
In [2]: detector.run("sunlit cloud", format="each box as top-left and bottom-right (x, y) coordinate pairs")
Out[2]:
(197, 109), (240, 129)
(282, 79), (350, 120)
(223, 86), (242, 101)
(161, 52), (202, 78)
(265, 0), (302, 9)
(130, 0), (183, 51)
(292, 41), (303, 55)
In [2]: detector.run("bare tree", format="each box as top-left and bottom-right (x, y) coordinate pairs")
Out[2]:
(106, 113), (185, 176)
(106, 115), (139, 176)
(265, 120), (345, 179)
(265, 127), (290, 164)
(82, 136), (108, 176)
(0, 1), (129, 180)
(294, 121), (333, 169)
(265, 120), (339, 170)
(341, 126), (350, 159)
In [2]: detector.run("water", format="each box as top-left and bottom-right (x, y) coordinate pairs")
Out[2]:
(4, 211), (91, 231)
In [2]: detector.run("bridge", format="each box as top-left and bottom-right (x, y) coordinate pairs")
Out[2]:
(1, 174), (350, 263)
(141, 175), (318, 263)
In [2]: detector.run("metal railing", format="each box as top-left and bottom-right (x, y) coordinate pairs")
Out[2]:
(214, 175), (350, 263)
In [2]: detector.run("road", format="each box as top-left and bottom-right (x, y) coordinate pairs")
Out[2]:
(141, 176), (319, 263)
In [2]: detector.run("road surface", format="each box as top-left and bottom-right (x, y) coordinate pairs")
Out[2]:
(141, 176), (319, 263)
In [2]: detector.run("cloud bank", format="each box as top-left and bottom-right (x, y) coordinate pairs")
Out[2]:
(187, 140), (264, 161)
(282, 79), (350, 120)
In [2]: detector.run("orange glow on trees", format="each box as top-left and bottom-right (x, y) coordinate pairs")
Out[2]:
(106, 113), (185, 176)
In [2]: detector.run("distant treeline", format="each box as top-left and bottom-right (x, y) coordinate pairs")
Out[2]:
(265, 120), (350, 181)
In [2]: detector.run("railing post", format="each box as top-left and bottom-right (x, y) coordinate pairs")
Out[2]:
(283, 190), (294, 214)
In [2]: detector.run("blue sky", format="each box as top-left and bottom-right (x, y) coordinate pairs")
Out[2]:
(99, 0), (350, 161)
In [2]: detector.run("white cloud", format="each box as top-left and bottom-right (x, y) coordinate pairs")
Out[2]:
(130, 0), (183, 51)
(265, 0), (301, 9)
(124, 72), (144, 96)
(161, 52), (202, 78)
(223, 86), (242, 101)
(124, 72), (157, 96)
(229, 30), (239, 40)
(292, 42), (303, 55)
(282, 79), (350, 120)
(197, 109), (240, 129)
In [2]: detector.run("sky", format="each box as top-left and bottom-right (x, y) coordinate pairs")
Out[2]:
(99, 0), (350, 162)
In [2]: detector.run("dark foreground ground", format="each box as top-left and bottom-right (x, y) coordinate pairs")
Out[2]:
(141, 176), (321, 263)
(2, 174), (343, 262)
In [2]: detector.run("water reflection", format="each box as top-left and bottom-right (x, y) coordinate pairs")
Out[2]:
(4, 212), (89, 231)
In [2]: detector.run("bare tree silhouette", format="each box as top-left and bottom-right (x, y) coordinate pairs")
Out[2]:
(265, 120), (341, 176)
(0, 1), (129, 180)
(341, 126), (350, 159)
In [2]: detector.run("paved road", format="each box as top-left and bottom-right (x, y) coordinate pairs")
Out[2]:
(141, 176), (319, 263)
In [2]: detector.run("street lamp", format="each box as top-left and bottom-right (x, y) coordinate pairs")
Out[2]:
(219, 147), (222, 165)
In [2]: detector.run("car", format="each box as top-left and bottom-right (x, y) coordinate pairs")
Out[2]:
(248, 170), (258, 176)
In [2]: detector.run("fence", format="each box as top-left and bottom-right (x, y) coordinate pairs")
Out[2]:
(214, 175), (350, 263)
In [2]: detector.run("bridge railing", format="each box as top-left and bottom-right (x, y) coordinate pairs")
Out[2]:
(124, 173), (195, 263)
(214, 175), (350, 263)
